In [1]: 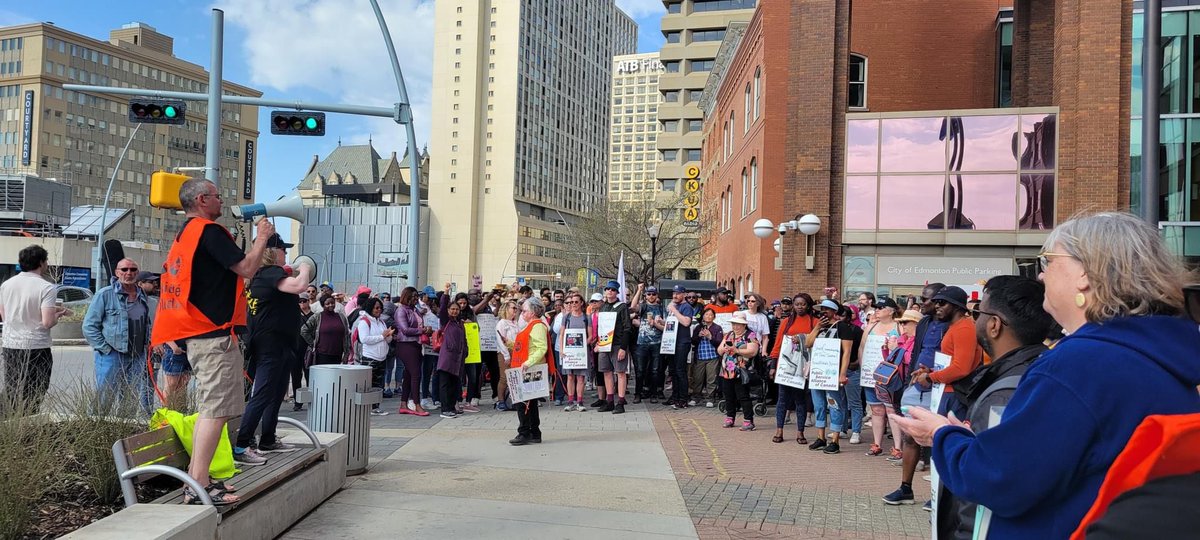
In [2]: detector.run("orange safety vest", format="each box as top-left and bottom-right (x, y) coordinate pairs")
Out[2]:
(511, 319), (552, 375)
(151, 217), (247, 346)
(1070, 413), (1200, 539)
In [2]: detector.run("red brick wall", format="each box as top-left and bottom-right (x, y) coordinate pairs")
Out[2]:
(850, 0), (1007, 111)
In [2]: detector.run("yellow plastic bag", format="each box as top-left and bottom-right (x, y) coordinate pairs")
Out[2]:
(150, 408), (240, 480)
(465, 322), (482, 364)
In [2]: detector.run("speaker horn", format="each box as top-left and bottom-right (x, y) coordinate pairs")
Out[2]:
(231, 193), (305, 222)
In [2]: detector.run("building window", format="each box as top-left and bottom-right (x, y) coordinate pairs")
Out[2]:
(665, 31), (681, 43)
(686, 148), (702, 162)
(663, 90), (679, 102)
(849, 54), (867, 110)
(664, 61), (680, 73)
(722, 120), (729, 157)
(749, 157), (758, 211)
(661, 149), (678, 162)
(753, 66), (761, 119)
(693, 0), (756, 12)
(690, 59), (715, 72)
(692, 29), (727, 42)
(741, 167), (748, 217)
(727, 111), (735, 157)
(996, 21), (1013, 108)
(667, 2), (682, 14)
(744, 82), (751, 133)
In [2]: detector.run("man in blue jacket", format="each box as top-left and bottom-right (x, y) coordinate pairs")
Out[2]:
(83, 258), (153, 415)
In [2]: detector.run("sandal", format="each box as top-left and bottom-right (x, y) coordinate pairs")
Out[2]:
(866, 444), (883, 456)
(772, 433), (784, 443)
(183, 482), (239, 506)
(797, 435), (808, 445)
(210, 479), (238, 493)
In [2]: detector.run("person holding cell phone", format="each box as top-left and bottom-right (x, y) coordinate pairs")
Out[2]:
(804, 300), (860, 455)
(717, 314), (759, 431)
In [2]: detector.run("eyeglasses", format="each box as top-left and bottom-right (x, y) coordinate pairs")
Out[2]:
(932, 299), (949, 307)
(1038, 251), (1073, 271)
(200, 192), (222, 201)
(970, 308), (1007, 325)
(565, 300), (581, 304)
(604, 287), (617, 291)
(117, 267), (139, 273)
(299, 299), (310, 303)
(746, 299), (758, 304)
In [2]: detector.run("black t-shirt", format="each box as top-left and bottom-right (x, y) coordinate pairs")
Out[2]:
(247, 265), (300, 345)
(824, 321), (864, 370)
(185, 220), (246, 330)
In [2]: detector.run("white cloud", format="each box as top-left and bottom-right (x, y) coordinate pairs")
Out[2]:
(615, 0), (665, 19)
(213, 0), (435, 145)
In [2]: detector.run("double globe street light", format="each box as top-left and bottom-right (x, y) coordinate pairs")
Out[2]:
(753, 214), (821, 270)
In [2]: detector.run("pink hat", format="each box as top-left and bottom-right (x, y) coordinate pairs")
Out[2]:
(356, 285), (372, 295)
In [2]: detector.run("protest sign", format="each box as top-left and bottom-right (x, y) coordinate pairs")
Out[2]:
(659, 316), (679, 354)
(808, 337), (842, 391)
(562, 328), (588, 369)
(773, 335), (808, 389)
(464, 322), (481, 364)
(929, 351), (951, 540)
(596, 312), (617, 352)
(506, 363), (550, 403)
(715, 313), (733, 334)
(859, 334), (888, 387)
(476, 313), (499, 352)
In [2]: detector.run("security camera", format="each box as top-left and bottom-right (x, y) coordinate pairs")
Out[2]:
(778, 223), (789, 236)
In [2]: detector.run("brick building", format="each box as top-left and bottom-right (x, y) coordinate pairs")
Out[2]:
(699, 0), (1132, 301)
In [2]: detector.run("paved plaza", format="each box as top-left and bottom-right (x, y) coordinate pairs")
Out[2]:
(28, 348), (929, 539)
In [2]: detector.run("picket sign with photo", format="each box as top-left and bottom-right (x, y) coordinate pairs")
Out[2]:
(859, 334), (888, 387)
(596, 312), (617, 352)
(561, 328), (588, 370)
(773, 335), (808, 389)
(506, 363), (550, 403)
(659, 316), (679, 354)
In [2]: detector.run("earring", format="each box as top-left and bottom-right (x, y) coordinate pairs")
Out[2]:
(1074, 293), (1086, 308)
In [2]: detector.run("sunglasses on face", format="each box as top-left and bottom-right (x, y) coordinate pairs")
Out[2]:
(117, 267), (139, 273)
(970, 308), (1007, 325)
(299, 299), (310, 303)
(566, 300), (581, 304)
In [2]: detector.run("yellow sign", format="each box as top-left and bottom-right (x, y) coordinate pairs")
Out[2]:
(684, 194), (700, 207)
(686, 166), (700, 179)
(684, 179), (701, 193)
(683, 207), (699, 221)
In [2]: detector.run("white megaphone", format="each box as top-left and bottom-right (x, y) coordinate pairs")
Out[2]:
(231, 193), (306, 222)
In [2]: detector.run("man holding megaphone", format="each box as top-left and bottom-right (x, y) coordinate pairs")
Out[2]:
(152, 178), (274, 506)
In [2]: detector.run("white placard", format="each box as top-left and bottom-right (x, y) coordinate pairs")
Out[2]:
(659, 316), (679, 354)
(859, 334), (889, 387)
(773, 335), (808, 390)
(808, 337), (842, 391)
(476, 314), (499, 352)
(596, 312), (617, 352)
(929, 351), (951, 540)
(561, 328), (588, 370)
(715, 313), (733, 334)
(506, 363), (550, 403)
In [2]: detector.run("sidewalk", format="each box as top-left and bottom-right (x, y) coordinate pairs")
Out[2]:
(278, 399), (698, 539)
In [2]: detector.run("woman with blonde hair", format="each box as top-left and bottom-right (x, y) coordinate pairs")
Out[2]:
(892, 212), (1200, 538)
(494, 299), (522, 411)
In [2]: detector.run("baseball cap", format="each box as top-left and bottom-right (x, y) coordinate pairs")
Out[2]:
(771, 299), (781, 307)
(715, 287), (731, 295)
(672, 285), (687, 293)
(299, 292), (311, 301)
(874, 297), (900, 311)
(931, 286), (969, 310)
(589, 293), (603, 302)
(265, 233), (293, 249)
(422, 285), (436, 296)
(604, 280), (620, 291)
(320, 281), (333, 290)
(646, 286), (659, 294)
(817, 299), (840, 311)
(135, 271), (159, 283)
(356, 285), (372, 295)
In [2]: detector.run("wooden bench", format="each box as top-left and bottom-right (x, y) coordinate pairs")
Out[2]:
(112, 416), (325, 512)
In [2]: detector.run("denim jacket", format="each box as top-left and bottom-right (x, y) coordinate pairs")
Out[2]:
(83, 283), (149, 354)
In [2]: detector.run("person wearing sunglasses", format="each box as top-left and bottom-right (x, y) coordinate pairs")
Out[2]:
(83, 258), (155, 416)
(891, 212), (1200, 538)
(910, 286), (984, 422)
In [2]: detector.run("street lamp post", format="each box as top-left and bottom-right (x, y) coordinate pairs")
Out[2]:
(647, 222), (661, 285)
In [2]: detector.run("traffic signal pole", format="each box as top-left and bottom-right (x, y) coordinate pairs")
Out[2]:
(66, 5), (426, 288)
(206, 9), (223, 184)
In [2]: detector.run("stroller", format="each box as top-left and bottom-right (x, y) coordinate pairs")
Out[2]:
(716, 353), (770, 417)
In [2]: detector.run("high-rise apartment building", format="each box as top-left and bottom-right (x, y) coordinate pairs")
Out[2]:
(0, 22), (261, 246)
(608, 52), (664, 204)
(656, 1), (755, 203)
(428, 1), (636, 289)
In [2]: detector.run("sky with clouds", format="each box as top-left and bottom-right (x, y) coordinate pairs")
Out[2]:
(11, 0), (665, 209)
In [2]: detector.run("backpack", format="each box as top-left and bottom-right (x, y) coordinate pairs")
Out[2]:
(873, 346), (908, 404)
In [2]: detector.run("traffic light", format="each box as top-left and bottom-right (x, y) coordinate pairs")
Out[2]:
(128, 98), (186, 125)
(270, 111), (325, 136)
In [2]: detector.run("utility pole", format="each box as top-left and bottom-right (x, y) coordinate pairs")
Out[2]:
(1142, 0), (1161, 223)
(206, 9), (223, 184)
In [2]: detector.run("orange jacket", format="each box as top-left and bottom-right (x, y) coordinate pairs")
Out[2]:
(151, 217), (247, 345)
(511, 319), (552, 375)
(1071, 413), (1200, 539)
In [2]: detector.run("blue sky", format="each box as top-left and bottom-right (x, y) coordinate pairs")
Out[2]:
(5, 0), (664, 210)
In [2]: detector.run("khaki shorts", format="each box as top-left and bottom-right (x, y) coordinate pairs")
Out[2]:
(187, 334), (245, 419)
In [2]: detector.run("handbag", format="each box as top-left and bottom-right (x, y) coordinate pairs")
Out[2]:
(872, 347), (907, 404)
(431, 328), (444, 353)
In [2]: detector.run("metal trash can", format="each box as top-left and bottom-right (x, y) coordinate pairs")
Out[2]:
(295, 364), (382, 475)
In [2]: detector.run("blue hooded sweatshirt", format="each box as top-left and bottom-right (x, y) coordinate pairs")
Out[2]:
(932, 315), (1200, 539)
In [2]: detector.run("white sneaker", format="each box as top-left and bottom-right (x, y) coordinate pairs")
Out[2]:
(420, 398), (435, 409)
(576, 403), (587, 412)
(687, 399), (697, 407)
(408, 400), (418, 410)
(849, 432), (862, 444)
(805, 414), (815, 427)
(705, 401), (714, 408)
(916, 461), (928, 472)
(370, 409), (389, 416)
(564, 403), (574, 412)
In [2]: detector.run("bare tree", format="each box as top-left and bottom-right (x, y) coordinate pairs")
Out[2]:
(563, 198), (709, 285)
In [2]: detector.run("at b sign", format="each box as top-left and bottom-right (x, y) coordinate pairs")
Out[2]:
(875, 256), (1012, 286)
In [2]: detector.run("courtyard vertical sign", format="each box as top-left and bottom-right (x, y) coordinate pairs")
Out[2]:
(242, 139), (255, 200)
(21, 90), (33, 166)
